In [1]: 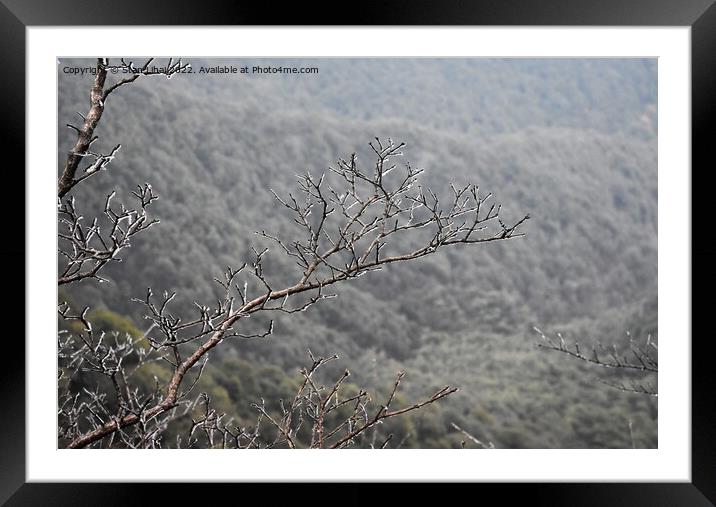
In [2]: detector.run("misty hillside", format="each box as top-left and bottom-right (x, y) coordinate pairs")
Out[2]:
(58, 58), (657, 448)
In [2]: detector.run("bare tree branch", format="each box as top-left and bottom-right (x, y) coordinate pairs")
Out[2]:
(176, 352), (457, 449)
(450, 422), (494, 449)
(62, 137), (525, 448)
(58, 57), (190, 198)
(58, 184), (158, 285)
(534, 328), (657, 373)
(535, 327), (657, 396)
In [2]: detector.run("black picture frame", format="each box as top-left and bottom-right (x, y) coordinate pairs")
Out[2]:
(4, 1), (712, 504)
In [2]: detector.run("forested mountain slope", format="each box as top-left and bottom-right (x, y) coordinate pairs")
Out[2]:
(58, 58), (658, 448)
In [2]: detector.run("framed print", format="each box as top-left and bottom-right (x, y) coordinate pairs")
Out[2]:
(4, 0), (714, 504)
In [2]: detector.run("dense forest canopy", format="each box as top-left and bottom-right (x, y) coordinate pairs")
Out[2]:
(58, 58), (657, 448)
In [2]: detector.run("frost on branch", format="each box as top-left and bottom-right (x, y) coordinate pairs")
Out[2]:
(59, 136), (528, 448)
(58, 184), (158, 285)
(181, 351), (457, 449)
(259, 137), (529, 288)
(535, 327), (658, 396)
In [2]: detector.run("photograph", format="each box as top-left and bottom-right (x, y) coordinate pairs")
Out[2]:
(57, 57), (658, 450)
